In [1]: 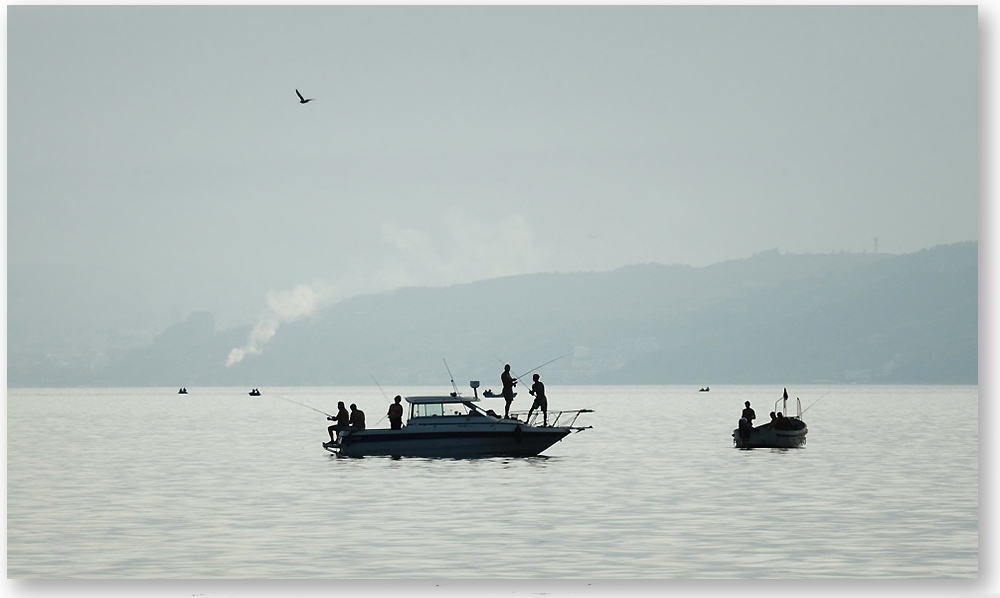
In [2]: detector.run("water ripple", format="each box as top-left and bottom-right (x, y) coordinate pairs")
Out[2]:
(7, 385), (977, 578)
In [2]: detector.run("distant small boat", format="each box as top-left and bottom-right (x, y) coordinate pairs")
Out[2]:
(699, 387), (710, 392)
(178, 388), (188, 394)
(249, 389), (261, 396)
(483, 389), (516, 398)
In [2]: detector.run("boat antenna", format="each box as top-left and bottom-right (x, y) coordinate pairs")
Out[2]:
(514, 353), (572, 381)
(443, 358), (460, 396)
(271, 393), (335, 418)
(370, 373), (391, 402)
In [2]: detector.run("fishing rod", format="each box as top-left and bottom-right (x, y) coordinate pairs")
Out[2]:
(271, 393), (335, 418)
(370, 373), (391, 402)
(369, 373), (394, 427)
(443, 358), (460, 396)
(514, 353), (572, 381)
(800, 390), (831, 416)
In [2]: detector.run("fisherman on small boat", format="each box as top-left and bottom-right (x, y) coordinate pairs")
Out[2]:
(387, 395), (404, 430)
(733, 389), (808, 449)
(737, 401), (756, 444)
(501, 364), (518, 419)
(774, 412), (794, 430)
(527, 373), (548, 426)
(349, 404), (366, 430)
(326, 401), (351, 444)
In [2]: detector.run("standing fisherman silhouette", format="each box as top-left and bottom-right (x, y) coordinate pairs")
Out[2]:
(527, 373), (548, 426)
(501, 364), (518, 419)
(387, 395), (404, 430)
(738, 401), (756, 445)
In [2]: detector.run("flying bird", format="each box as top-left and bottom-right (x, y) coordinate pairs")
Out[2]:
(295, 89), (314, 104)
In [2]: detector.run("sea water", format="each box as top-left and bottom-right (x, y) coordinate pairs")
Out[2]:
(6, 385), (978, 579)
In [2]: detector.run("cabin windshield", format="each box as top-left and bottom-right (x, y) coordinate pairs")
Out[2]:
(410, 402), (475, 418)
(410, 403), (483, 417)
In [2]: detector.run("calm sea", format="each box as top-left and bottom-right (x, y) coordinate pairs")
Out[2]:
(7, 385), (978, 581)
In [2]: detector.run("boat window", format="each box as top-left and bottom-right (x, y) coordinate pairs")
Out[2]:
(412, 403), (446, 418)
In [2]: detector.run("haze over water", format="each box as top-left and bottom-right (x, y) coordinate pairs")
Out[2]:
(7, 385), (976, 580)
(5, 8), (984, 596)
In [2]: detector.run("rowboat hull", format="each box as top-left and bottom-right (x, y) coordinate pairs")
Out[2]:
(733, 423), (807, 449)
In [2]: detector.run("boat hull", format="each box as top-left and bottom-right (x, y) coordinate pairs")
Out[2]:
(733, 424), (807, 449)
(327, 423), (570, 458)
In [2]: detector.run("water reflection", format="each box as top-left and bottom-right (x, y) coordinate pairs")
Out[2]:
(7, 385), (978, 578)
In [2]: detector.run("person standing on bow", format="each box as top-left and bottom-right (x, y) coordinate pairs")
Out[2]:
(527, 373), (548, 427)
(501, 364), (518, 419)
(387, 395), (405, 430)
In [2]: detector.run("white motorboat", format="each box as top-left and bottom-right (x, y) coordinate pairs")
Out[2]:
(324, 386), (592, 458)
(733, 391), (808, 449)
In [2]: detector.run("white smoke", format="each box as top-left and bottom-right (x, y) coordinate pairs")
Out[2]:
(226, 283), (330, 367)
(225, 214), (540, 367)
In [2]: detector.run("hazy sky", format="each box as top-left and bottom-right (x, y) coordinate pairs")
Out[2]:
(8, 6), (978, 333)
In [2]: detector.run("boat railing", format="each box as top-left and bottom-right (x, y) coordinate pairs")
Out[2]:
(510, 408), (594, 429)
(772, 396), (803, 419)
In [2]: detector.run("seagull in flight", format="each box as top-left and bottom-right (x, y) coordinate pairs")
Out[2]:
(296, 89), (314, 104)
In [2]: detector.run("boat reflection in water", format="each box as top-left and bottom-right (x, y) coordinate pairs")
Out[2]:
(324, 383), (592, 458)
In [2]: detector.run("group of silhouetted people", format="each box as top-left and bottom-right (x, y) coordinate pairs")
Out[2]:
(767, 410), (798, 430)
(324, 394), (404, 446)
(323, 365), (556, 447)
(739, 398), (802, 435)
(325, 401), (368, 446)
(501, 364), (549, 426)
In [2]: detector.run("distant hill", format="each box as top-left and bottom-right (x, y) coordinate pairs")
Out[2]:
(11, 242), (977, 387)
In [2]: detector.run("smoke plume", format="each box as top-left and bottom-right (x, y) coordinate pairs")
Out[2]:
(226, 283), (327, 367)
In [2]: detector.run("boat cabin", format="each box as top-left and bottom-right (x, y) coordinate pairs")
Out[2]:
(405, 395), (498, 423)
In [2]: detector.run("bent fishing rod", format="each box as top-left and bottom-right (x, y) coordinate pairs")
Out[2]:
(443, 358), (460, 396)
